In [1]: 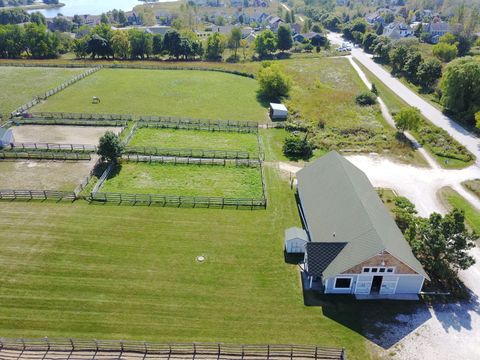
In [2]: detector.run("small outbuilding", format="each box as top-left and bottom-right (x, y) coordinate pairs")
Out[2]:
(284, 227), (308, 253)
(269, 103), (288, 120)
(0, 127), (14, 148)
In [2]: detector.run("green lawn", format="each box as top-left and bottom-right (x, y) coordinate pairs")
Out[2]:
(33, 69), (268, 122)
(101, 162), (263, 198)
(129, 128), (260, 154)
(0, 66), (86, 118)
(440, 187), (480, 244)
(0, 164), (374, 360)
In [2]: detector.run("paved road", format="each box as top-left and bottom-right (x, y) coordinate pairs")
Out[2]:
(327, 32), (480, 165)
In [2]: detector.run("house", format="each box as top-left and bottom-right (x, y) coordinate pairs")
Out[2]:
(296, 151), (429, 299)
(269, 103), (288, 120)
(383, 22), (413, 40)
(285, 227), (308, 253)
(265, 15), (283, 31)
(0, 128), (14, 148)
(426, 21), (449, 38)
(293, 33), (305, 42)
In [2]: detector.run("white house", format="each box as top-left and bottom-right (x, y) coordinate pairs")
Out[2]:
(383, 22), (413, 40)
(0, 128), (14, 148)
(296, 151), (429, 299)
(269, 103), (288, 120)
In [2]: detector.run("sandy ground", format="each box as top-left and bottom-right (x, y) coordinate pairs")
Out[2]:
(11, 125), (122, 145)
(0, 157), (98, 191)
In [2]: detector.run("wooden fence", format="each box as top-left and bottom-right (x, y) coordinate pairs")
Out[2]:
(28, 112), (133, 121)
(0, 151), (91, 161)
(11, 142), (97, 152)
(125, 146), (254, 159)
(138, 118), (258, 133)
(16, 117), (127, 127)
(123, 154), (261, 167)
(10, 67), (101, 118)
(0, 190), (75, 201)
(0, 338), (345, 360)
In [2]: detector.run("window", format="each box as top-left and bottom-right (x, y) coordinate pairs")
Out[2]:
(387, 268), (394, 273)
(363, 267), (370, 273)
(334, 278), (352, 289)
(371, 268), (378, 272)
(379, 268), (386, 273)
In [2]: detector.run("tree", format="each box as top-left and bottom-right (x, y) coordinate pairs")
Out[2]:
(100, 13), (109, 25)
(205, 32), (225, 61)
(376, 22), (384, 35)
(416, 58), (442, 90)
(254, 29), (276, 57)
(371, 83), (378, 95)
(283, 134), (313, 160)
(276, 24), (292, 53)
(163, 30), (182, 59)
(403, 48), (423, 81)
(98, 131), (124, 163)
(228, 27), (241, 59)
(257, 63), (291, 100)
(362, 32), (378, 53)
(372, 36), (392, 63)
(24, 23), (60, 59)
(152, 33), (163, 55)
(111, 30), (129, 59)
(73, 36), (88, 59)
(441, 57), (480, 123)
(476, 111), (480, 129)
(412, 209), (476, 278)
(128, 29), (153, 59)
(432, 42), (458, 62)
(0, 24), (25, 58)
(389, 45), (408, 74)
(394, 107), (421, 133)
(29, 12), (46, 25)
(355, 91), (377, 106)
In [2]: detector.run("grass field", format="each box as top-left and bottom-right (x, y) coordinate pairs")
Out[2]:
(101, 162), (263, 198)
(129, 128), (260, 154)
(0, 66), (86, 118)
(33, 69), (268, 122)
(0, 159), (96, 191)
(0, 165), (377, 360)
(440, 187), (480, 245)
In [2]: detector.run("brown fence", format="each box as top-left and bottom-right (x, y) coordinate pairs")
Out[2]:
(11, 142), (97, 152)
(125, 146), (254, 160)
(0, 190), (75, 201)
(0, 338), (345, 360)
(0, 151), (91, 161)
(122, 154), (261, 167)
(138, 118), (258, 133)
(28, 111), (133, 121)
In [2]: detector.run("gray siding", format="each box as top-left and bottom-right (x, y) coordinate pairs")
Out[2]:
(395, 275), (424, 294)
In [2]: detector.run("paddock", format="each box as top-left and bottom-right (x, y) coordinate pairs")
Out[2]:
(11, 125), (122, 145)
(0, 157), (97, 191)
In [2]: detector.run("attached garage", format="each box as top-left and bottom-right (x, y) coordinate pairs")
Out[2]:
(284, 227), (308, 253)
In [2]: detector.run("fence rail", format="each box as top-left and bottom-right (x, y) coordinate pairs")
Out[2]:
(125, 146), (254, 159)
(16, 118), (127, 127)
(0, 190), (75, 201)
(138, 121), (257, 133)
(123, 154), (260, 167)
(0, 151), (91, 161)
(0, 338), (345, 360)
(28, 112), (133, 121)
(11, 142), (97, 152)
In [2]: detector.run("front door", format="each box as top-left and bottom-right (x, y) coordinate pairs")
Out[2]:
(371, 276), (383, 294)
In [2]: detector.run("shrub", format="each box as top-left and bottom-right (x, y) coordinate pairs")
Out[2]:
(257, 63), (292, 101)
(282, 134), (313, 160)
(355, 91), (377, 106)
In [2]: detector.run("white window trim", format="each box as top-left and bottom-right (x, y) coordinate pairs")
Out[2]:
(362, 266), (396, 273)
(333, 276), (353, 290)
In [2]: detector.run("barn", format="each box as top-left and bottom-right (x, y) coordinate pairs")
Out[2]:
(269, 103), (288, 120)
(284, 227), (308, 253)
(295, 151), (429, 299)
(0, 128), (14, 148)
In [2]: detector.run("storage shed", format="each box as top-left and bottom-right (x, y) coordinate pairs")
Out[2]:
(269, 103), (288, 120)
(0, 128), (14, 148)
(284, 227), (308, 253)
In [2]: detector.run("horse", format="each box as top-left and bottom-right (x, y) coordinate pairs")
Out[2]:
(92, 96), (101, 104)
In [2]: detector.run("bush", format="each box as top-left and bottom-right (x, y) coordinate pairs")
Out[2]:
(283, 134), (313, 160)
(417, 125), (474, 162)
(257, 63), (292, 101)
(355, 91), (377, 106)
(98, 131), (124, 163)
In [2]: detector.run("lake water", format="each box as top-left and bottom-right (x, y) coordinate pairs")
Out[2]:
(30, 0), (170, 17)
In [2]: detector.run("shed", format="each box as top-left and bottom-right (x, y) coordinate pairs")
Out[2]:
(284, 227), (308, 253)
(0, 128), (14, 148)
(269, 103), (288, 120)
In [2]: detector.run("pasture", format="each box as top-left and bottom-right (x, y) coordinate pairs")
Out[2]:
(0, 66), (86, 117)
(33, 69), (268, 122)
(129, 128), (259, 154)
(0, 167), (373, 360)
(11, 125), (122, 145)
(101, 162), (263, 198)
(0, 158), (96, 191)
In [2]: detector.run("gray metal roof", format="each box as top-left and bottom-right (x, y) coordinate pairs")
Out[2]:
(285, 227), (308, 241)
(297, 151), (429, 280)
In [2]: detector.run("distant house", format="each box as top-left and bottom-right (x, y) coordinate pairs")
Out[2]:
(295, 152), (429, 299)
(144, 25), (172, 36)
(265, 15), (283, 31)
(383, 22), (413, 40)
(425, 21), (463, 43)
(244, 31), (257, 44)
(0, 128), (14, 148)
(293, 33), (305, 42)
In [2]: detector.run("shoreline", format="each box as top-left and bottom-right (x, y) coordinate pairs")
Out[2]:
(1, 2), (66, 11)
